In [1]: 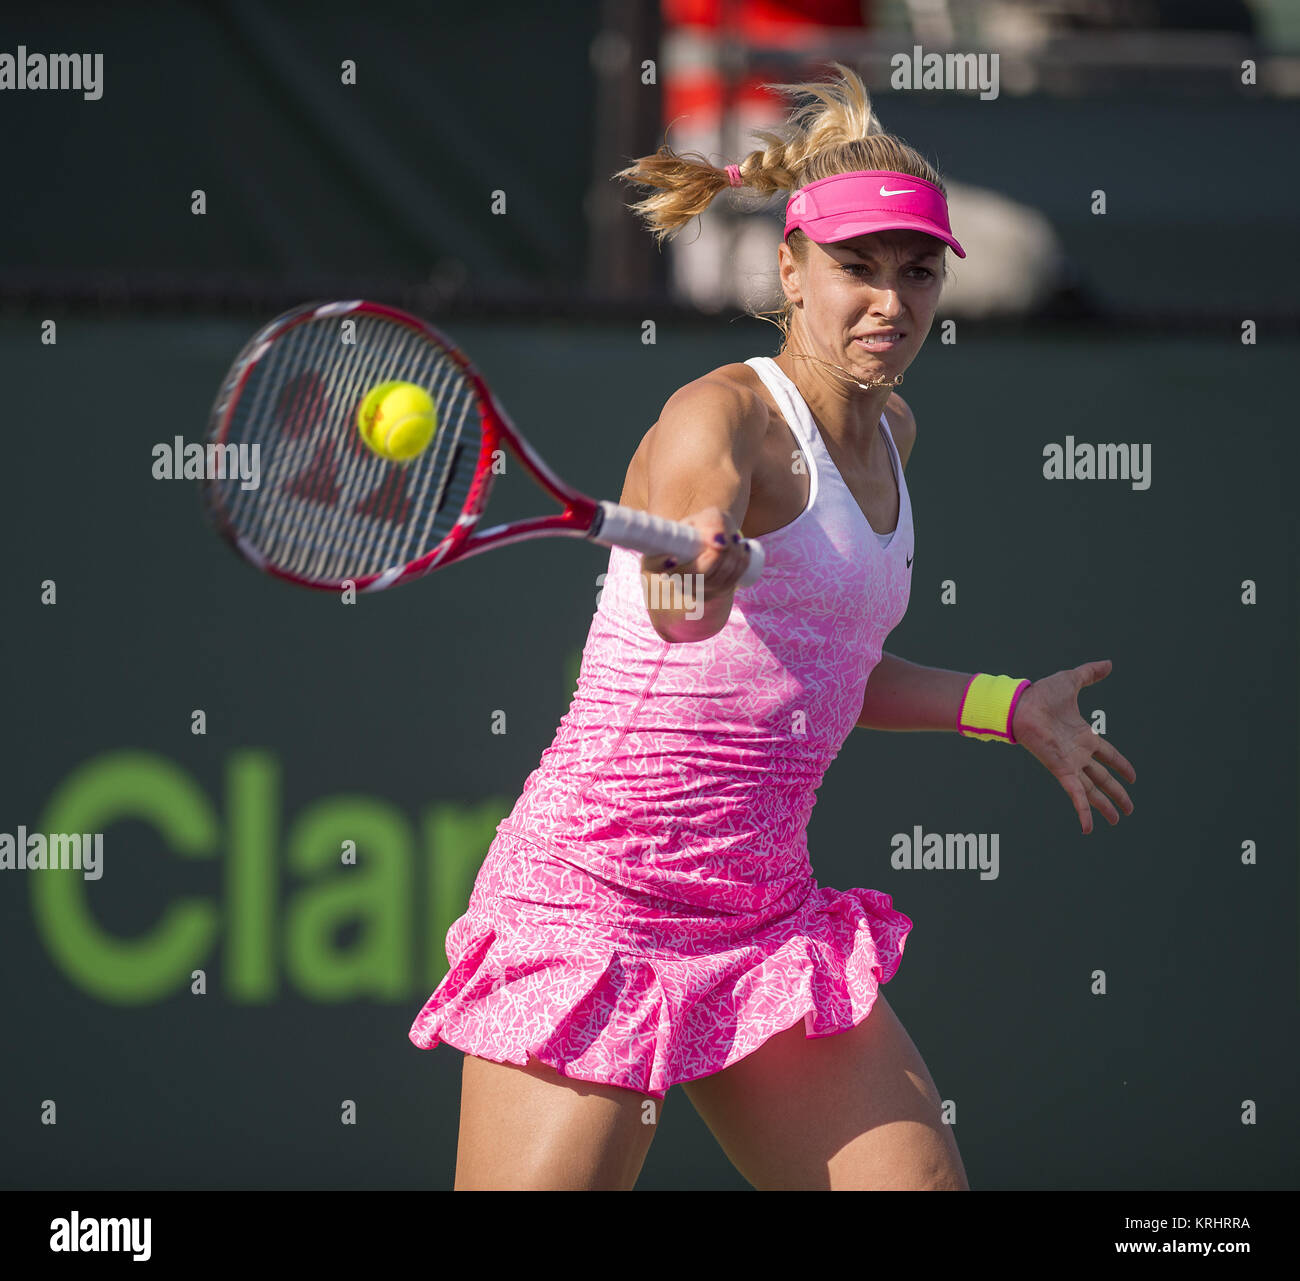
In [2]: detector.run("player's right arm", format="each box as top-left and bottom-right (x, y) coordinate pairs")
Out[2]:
(636, 373), (767, 644)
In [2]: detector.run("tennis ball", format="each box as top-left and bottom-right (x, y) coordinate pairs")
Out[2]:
(357, 381), (437, 462)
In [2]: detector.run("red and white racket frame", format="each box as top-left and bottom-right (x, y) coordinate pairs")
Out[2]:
(204, 300), (764, 593)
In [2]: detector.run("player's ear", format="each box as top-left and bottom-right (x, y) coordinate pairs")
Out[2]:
(777, 241), (804, 306)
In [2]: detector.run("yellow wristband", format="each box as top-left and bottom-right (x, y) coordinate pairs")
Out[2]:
(957, 673), (1031, 743)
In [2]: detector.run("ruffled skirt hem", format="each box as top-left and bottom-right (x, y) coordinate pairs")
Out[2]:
(408, 882), (912, 1099)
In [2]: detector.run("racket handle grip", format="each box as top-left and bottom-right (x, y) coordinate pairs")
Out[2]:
(593, 501), (765, 587)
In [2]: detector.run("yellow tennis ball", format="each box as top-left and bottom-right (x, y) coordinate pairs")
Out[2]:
(357, 381), (437, 462)
(357, 380), (405, 447)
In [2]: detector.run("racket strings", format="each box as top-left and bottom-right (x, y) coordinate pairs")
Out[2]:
(213, 310), (484, 585)
(306, 317), (415, 577)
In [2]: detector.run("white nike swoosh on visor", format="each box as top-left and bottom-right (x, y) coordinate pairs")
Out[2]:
(879, 186), (917, 196)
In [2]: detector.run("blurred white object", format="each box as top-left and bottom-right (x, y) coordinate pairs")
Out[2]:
(670, 176), (1066, 320)
(933, 179), (1066, 317)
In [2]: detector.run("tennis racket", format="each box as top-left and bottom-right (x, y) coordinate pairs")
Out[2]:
(200, 299), (765, 593)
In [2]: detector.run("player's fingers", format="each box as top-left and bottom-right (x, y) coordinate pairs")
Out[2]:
(1085, 759), (1133, 815)
(651, 509), (738, 574)
(642, 546), (741, 610)
(1083, 773), (1121, 826)
(1076, 658), (1112, 688)
(1097, 738), (1136, 783)
(698, 528), (739, 572)
(639, 506), (736, 575)
(701, 538), (753, 592)
(1064, 777), (1092, 835)
(679, 511), (746, 574)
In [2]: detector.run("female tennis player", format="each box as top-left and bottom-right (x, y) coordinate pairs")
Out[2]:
(409, 62), (1136, 1191)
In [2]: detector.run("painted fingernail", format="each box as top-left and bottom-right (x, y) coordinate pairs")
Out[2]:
(732, 532), (741, 543)
(713, 533), (727, 546)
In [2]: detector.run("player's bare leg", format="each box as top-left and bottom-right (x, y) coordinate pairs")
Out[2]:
(682, 992), (968, 1190)
(454, 1053), (664, 1190)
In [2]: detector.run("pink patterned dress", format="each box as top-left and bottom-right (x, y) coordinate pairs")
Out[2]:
(408, 356), (915, 1098)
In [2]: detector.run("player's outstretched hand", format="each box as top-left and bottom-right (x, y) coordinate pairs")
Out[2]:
(1011, 659), (1136, 835)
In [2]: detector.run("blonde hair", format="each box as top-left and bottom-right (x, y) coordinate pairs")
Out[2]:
(613, 61), (948, 342)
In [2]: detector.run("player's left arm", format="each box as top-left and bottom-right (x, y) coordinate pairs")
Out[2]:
(855, 396), (1137, 833)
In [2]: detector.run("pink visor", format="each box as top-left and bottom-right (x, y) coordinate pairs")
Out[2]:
(784, 169), (965, 258)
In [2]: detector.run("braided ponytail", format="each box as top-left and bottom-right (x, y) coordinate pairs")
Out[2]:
(614, 61), (946, 245)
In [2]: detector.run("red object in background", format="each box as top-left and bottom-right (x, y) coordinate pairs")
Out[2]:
(662, 0), (873, 129)
(664, 0), (870, 28)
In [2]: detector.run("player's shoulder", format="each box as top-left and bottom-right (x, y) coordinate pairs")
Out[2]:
(654, 362), (771, 444)
(883, 392), (917, 469)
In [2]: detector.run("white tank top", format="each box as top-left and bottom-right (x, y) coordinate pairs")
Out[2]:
(747, 356), (901, 549)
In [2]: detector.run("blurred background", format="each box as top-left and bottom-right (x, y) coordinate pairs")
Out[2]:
(1, 0), (1296, 1193)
